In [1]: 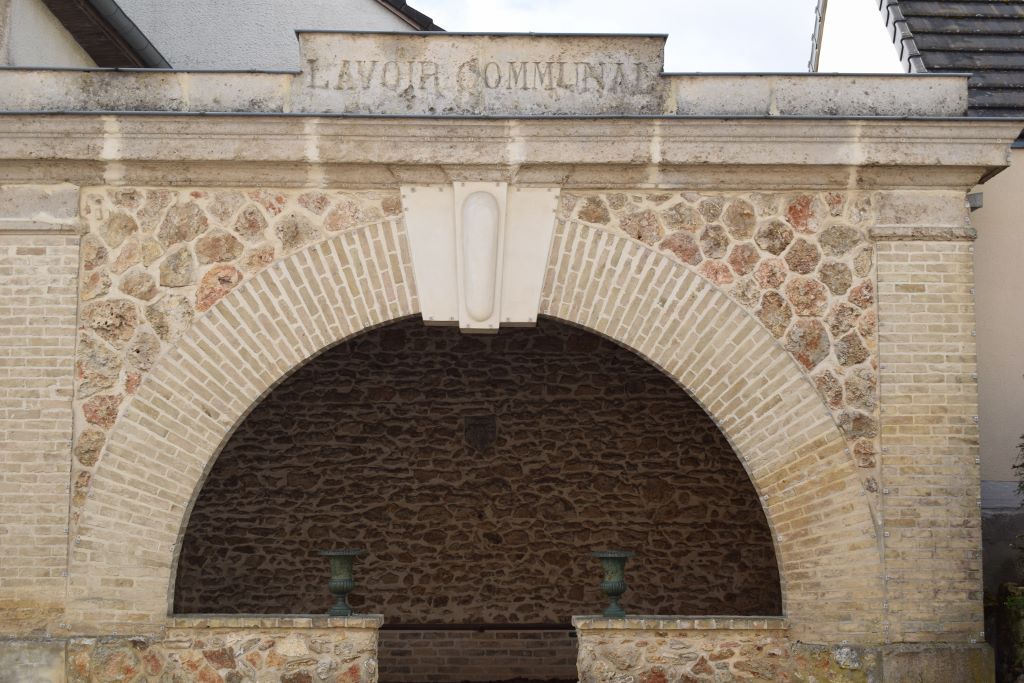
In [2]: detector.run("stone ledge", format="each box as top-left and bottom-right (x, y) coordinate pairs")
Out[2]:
(167, 614), (385, 629)
(0, 219), (82, 234)
(571, 615), (788, 631)
(870, 224), (978, 241)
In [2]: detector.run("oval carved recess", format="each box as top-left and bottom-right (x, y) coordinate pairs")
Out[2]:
(461, 191), (501, 322)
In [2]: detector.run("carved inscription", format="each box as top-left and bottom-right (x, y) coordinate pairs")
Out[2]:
(305, 58), (654, 95)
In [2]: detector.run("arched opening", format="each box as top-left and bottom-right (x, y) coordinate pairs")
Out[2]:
(174, 317), (781, 682)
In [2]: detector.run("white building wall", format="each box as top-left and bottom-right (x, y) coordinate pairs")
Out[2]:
(974, 151), (1024, 487)
(1, 0), (94, 67)
(815, 0), (900, 72)
(115, 0), (417, 70)
(973, 150), (1024, 594)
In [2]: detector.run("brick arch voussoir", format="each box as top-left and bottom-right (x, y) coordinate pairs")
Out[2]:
(68, 216), (884, 642)
(541, 221), (884, 643)
(67, 222), (418, 631)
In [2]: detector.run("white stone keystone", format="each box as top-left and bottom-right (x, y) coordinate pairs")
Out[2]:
(402, 183), (559, 333)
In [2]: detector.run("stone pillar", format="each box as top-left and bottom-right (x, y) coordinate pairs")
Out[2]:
(873, 191), (991, 677)
(0, 184), (80, 635)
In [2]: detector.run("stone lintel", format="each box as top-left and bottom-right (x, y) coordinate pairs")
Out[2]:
(571, 615), (788, 631)
(0, 117), (1015, 190)
(870, 224), (979, 241)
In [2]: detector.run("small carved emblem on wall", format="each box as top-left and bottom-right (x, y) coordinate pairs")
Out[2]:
(464, 415), (497, 451)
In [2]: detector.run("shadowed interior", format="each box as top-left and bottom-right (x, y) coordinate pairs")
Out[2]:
(174, 317), (781, 623)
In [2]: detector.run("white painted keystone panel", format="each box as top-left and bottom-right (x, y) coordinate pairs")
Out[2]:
(401, 183), (559, 334)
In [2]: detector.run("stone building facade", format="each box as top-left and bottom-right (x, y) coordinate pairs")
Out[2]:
(0, 31), (1019, 682)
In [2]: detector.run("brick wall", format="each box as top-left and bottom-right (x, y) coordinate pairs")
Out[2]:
(0, 234), (78, 632)
(877, 240), (984, 643)
(379, 629), (577, 682)
(175, 318), (781, 623)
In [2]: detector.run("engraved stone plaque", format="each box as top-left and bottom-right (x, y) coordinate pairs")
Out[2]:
(293, 32), (668, 116)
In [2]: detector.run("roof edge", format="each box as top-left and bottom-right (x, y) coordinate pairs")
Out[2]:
(877, 0), (921, 74)
(374, 0), (443, 32)
(40, 0), (168, 68)
(292, 29), (668, 39)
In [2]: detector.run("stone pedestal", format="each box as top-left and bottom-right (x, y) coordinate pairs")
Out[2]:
(572, 616), (995, 682)
(0, 615), (384, 683)
(573, 616), (792, 681)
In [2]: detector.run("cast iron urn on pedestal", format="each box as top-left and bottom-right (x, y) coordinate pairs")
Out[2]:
(319, 549), (362, 617)
(592, 550), (634, 618)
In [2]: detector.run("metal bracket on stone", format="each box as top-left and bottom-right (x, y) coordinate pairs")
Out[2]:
(401, 183), (559, 334)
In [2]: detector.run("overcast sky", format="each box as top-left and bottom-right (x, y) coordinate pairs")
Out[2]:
(412, 0), (901, 73)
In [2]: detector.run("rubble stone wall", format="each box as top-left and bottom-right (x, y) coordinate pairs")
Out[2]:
(65, 617), (382, 683)
(573, 617), (995, 683)
(71, 187), (883, 541)
(174, 318), (782, 622)
(71, 188), (402, 536)
(67, 186), (884, 642)
(574, 617), (863, 683)
(558, 191), (881, 496)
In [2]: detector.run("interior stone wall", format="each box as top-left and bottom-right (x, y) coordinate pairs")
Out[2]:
(174, 318), (781, 623)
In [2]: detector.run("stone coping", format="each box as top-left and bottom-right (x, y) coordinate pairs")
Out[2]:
(0, 72), (969, 118)
(0, 32), (971, 118)
(571, 616), (788, 631)
(168, 614), (384, 629)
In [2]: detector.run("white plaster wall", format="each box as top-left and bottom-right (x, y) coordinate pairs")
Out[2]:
(115, 0), (416, 70)
(3, 0), (94, 67)
(973, 150), (1024, 486)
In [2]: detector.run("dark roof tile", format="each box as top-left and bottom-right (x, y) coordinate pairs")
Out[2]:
(876, 0), (1024, 117)
(41, 0), (167, 67)
(377, 0), (443, 31)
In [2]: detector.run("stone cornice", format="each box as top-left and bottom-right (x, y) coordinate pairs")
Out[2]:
(0, 115), (1016, 189)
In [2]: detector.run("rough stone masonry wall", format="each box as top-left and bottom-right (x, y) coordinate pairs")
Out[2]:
(0, 231), (78, 633)
(70, 188), (402, 536)
(574, 618), (995, 682)
(69, 187), (883, 541)
(174, 318), (782, 622)
(558, 191), (881, 498)
(575, 618), (814, 683)
(64, 617), (381, 683)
